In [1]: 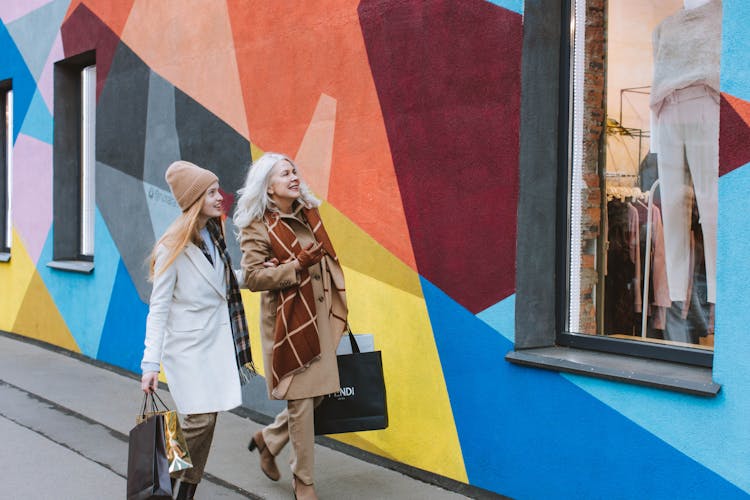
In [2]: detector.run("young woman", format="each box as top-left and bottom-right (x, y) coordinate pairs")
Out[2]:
(234, 153), (348, 500)
(140, 160), (255, 500)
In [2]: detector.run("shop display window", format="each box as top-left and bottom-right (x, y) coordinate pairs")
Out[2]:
(567, 0), (720, 354)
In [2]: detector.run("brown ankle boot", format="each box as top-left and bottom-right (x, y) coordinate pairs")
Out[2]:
(293, 475), (318, 500)
(248, 430), (280, 481)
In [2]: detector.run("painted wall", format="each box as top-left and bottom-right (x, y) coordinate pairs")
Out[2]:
(0, 1), (749, 499)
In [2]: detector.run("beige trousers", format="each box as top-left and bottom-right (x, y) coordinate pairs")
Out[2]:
(655, 85), (719, 303)
(172, 412), (218, 484)
(262, 396), (323, 485)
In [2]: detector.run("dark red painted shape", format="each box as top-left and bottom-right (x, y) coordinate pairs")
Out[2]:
(358, 1), (522, 313)
(219, 188), (235, 218)
(719, 93), (750, 177)
(60, 3), (120, 101)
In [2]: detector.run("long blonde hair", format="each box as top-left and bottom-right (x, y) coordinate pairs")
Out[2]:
(233, 153), (320, 230)
(148, 190), (225, 280)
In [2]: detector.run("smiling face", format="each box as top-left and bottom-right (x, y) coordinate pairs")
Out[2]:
(200, 181), (224, 220)
(267, 159), (301, 212)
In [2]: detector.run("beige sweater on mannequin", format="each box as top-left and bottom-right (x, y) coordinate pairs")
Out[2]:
(650, 0), (722, 112)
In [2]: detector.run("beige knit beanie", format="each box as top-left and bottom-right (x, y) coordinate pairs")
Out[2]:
(165, 160), (219, 211)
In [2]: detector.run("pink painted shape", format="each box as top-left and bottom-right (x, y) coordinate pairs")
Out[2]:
(0, 0), (55, 24)
(12, 134), (52, 264)
(37, 31), (63, 112)
(295, 94), (336, 200)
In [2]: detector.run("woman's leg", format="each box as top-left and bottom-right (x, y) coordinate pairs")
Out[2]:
(250, 408), (288, 481)
(262, 406), (291, 455)
(287, 396), (324, 485)
(173, 412), (218, 485)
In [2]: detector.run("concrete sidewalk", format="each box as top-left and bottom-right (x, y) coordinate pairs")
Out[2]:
(0, 333), (479, 500)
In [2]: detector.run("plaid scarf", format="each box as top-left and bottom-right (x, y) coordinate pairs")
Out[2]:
(264, 206), (347, 390)
(205, 219), (256, 383)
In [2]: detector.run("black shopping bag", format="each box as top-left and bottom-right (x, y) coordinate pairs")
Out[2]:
(126, 410), (172, 500)
(314, 331), (388, 435)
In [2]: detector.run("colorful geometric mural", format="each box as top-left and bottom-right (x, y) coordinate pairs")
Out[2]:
(1, 1), (749, 498)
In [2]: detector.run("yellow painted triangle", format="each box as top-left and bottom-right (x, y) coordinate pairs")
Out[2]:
(331, 265), (468, 483)
(13, 269), (80, 353)
(319, 202), (421, 297)
(0, 229), (37, 332)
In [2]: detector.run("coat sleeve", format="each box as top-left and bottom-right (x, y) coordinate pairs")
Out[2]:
(240, 219), (299, 292)
(142, 245), (178, 367)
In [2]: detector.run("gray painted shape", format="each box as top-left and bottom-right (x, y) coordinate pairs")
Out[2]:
(241, 377), (285, 418)
(514, 0), (563, 349)
(143, 71), (181, 190)
(224, 216), (242, 265)
(96, 161), (154, 302)
(174, 87), (251, 204)
(143, 180), (180, 241)
(96, 41), (150, 180)
(6, 0), (70, 80)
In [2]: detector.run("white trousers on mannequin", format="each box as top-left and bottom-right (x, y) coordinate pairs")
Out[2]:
(654, 85), (718, 304)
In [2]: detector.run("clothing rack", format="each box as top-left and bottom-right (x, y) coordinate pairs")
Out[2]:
(606, 185), (646, 202)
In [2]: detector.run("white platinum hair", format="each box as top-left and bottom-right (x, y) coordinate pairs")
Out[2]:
(233, 152), (320, 231)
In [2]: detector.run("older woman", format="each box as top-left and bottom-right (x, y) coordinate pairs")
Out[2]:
(234, 153), (347, 500)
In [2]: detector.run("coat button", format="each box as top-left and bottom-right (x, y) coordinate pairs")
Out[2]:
(318, 296), (324, 303)
(313, 274), (321, 280)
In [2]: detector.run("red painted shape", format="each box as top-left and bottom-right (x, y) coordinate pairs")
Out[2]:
(60, 3), (120, 101)
(720, 93), (750, 176)
(64, 0), (136, 37)
(219, 188), (235, 218)
(358, 0), (522, 313)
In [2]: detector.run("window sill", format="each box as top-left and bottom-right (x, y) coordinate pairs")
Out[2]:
(47, 260), (94, 274)
(0, 252), (9, 262)
(505, 346), (720, 397)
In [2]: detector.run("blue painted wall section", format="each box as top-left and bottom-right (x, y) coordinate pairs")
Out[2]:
(422, 277), (747, 499)
(98, 259), (149, 373)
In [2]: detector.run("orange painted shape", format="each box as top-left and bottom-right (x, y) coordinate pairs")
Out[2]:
(13, 271), (80, 353)
(227, 0), (416, 270)
(295, 93), (336, 200)
(120, 0), (249, 139)
(64, 0), (135, 37)
(724, 92), (750, 127)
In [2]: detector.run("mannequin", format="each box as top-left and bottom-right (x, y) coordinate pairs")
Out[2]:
(649, 0), (721, 322)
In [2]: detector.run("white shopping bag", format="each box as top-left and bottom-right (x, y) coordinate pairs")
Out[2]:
(336, 334), (375, 354)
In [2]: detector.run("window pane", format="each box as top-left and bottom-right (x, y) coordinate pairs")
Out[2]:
(568, 0), (720, 350)
(80, 65), (95, 256)
(4, 89), (12, 250)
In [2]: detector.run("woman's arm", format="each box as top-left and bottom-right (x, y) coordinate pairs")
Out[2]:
(240, 220), (299, 292)
(141, 245), (178, 370)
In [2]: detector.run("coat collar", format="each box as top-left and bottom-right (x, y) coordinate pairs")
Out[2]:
(183, 243), (225, 298)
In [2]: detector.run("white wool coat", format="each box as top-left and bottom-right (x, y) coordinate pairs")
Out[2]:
(142, 243), (242, 414)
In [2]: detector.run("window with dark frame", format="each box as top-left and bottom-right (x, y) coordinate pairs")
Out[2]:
(563, 0), (719, 366)
(508, 0), (719, 396)
(50, 52), (96, 272)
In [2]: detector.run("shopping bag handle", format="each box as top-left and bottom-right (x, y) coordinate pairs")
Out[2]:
(139, 390), (171, 417)
(345, 323), (361, 354)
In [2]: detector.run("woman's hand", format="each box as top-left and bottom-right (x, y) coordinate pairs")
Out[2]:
(141, 371), (159, 394)
(296, 241), (324, 269)
(263, 258), (280, 268)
